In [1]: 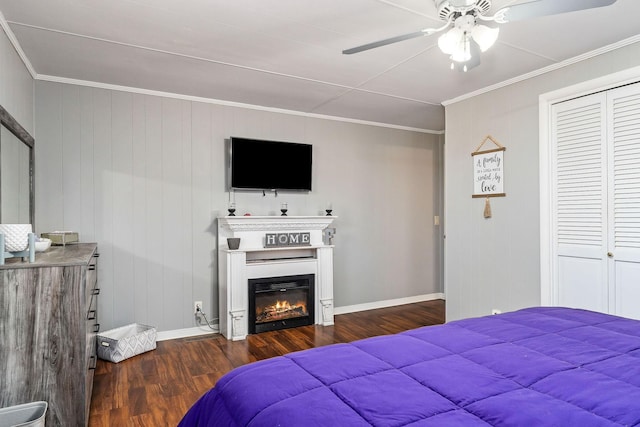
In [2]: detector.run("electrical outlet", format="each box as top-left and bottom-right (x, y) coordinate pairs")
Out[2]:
(194, 301), (203, 314)
(491, 309), (502, 315)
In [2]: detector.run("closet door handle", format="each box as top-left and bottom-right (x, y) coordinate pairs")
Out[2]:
(607, 252), (614, 258)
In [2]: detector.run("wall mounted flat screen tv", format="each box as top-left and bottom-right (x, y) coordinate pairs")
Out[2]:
(230, 137), (312, 191)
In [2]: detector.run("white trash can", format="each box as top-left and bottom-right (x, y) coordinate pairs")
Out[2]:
(0, 401), (47, 427)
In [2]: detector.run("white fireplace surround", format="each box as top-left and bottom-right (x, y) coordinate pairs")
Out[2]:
(218, 216), (337, 341)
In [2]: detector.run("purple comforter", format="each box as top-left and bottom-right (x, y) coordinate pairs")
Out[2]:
(179, 307), (640, 426)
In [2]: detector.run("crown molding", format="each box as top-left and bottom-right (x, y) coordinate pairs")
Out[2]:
(0, 11), (36, 79)
(36, 73), (442, 135)
(4, 20), (442, 134)
(2, 17), (442, 134)
(442, 34), (640, 106)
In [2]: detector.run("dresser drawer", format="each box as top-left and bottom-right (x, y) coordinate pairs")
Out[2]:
(85, 253), (98, 306)
(86, 287), (99, 358)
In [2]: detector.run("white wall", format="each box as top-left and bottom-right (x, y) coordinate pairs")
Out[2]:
(0, 23), (33, 134)
(444, 41), (640, 321)
(35, 81), (444, 333)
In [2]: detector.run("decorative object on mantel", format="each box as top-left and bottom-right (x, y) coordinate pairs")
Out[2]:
(227, 237), (240, 250)
(280, 202), (288, 216)
(325, 202), (333, 216)
(265, 232), (311, 248)
(472, 135), (506, 218)
(0, 223), (36, 265)
(228, 202), (236, 216)
(323, 228), (336, 245)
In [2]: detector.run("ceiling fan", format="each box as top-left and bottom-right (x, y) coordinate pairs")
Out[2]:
(343, 0), (618, 72)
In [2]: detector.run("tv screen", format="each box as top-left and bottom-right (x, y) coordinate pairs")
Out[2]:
(230, 137), (312, 191)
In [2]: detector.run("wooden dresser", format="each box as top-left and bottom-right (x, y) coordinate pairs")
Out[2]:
(0, 243), (99, 427)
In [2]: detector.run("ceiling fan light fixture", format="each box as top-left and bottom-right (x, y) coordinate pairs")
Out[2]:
(471, 24), (499, 52)
(438, 27), (473, 62)
(451, 32), (472, 62)
(437, 27), (462, 54)
(450, 43), (471, 62)
(451, 39), (481, 72)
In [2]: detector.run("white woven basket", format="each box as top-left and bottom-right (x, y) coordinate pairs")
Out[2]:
(97, 323), (157, 363)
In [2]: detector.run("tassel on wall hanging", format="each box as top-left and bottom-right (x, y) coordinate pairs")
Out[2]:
(472, 135), (506, 218)
(483, 197), (492, 218)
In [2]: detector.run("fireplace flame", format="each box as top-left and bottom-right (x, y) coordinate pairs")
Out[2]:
(256, 299), (308, 323)
(275, 300), (289, 311)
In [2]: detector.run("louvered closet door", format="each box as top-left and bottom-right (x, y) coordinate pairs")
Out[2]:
(607, 84), (640, 320)
(551, 93), (608, 312)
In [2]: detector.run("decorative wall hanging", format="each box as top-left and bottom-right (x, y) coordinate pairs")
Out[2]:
(472, 135), (506, 218)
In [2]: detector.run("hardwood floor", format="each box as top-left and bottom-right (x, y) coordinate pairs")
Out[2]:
(88, 299), (445, 426)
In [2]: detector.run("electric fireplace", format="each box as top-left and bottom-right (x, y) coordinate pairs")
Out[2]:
(249, 274), (315, 334)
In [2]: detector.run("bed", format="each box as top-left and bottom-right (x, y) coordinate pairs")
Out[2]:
(179, 307), (640, 426)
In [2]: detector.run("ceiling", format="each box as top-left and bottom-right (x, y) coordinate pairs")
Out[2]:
(0, 0), (638, 132)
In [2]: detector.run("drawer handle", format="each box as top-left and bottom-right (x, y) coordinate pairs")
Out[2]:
(94, 253), (100, 258)
(93, 323), (100, 333)
(92, 288), (101, 296)
(87, 309), (97, 320)
(88, 265), (96, 271)
(89, 356), (97, 370)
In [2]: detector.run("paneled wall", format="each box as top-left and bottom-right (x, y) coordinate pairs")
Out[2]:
(444, 41), (640, 321)
(35, 81), (443, 333)
(0, 23), (33, 134)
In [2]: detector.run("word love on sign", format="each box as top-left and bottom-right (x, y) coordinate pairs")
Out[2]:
(265, 232), (311, 248)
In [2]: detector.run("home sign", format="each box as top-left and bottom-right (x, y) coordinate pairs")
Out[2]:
(265, 232), (311, 248)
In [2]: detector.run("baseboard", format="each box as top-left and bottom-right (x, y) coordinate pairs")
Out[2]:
(334, 293), (445, 315)
(156, 325), (219, 342)
(156, 293), (445, 341)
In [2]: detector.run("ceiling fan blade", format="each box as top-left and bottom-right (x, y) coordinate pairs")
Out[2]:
(342, 30), (427, 55)
(496, 0), (617, 23)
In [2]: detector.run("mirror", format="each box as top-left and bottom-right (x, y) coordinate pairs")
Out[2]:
(0, 104), (34, 227)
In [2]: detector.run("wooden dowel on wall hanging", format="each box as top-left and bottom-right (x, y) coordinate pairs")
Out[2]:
(472, 193), (506, 198)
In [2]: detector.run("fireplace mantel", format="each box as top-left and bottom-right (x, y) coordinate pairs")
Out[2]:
(217, 216), (337, 340)
(219, 216), (335, 232)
